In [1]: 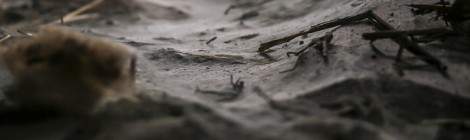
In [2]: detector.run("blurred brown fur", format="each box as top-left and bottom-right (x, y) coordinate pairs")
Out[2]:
(0, 26), (136, 116)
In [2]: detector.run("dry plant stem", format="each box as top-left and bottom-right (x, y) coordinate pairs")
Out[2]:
(0, 34), (11, 43)
(17, 30), (33, 37)
(230, 75), (244, 93)
(224, 5), (235, 15)
(206, 37), (218, 45)
(407, 0), (451, 15)
(281, 32), (334, 73)
(407, 4), (451, 13)
(286, 45), (311, 57)
(366, 12), (448, 77)
(259, 51), (276, 61)
(53, 0), (104, 24)
(407, 1), (454, 24)
(282, 39), (320, 73)
(362, 28), (454, 40)
(259, 11), (371, 52)
(369, 41), (389, 57)
(62, 14), (100, 24)
(286, 34), (328, 57)
(318, 32), (333, 64)
(263, 10), (447, 76)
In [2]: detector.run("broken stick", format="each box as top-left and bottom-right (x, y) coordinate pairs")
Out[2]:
(261, 10), (448, 77)
(366, 11), (448, 77)
(0, 34), (11, 43)
(206, 37), (218, 45)
(51, 0), (104, 24)
(259, 11), (371, 52)
(362, 28), (454, 40)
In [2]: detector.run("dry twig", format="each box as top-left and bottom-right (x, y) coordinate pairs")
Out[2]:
(280, 32), (334, 73)
(258, 11), (372, 52)
(206, 37), (218, 45)
(260, 10), (448, 77)
(0, 34), (11, 43)
(50, 0), (104, 24)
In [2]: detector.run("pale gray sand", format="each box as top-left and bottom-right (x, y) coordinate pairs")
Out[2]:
(1, 0), (470, 140)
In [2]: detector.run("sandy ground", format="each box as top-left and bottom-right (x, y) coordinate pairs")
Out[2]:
(1, 0), (470, 140)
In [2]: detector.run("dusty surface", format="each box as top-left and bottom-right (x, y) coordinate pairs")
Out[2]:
(1, 0), (470, 140)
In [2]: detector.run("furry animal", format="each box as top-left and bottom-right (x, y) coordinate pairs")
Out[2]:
(0, 26), (136, 116)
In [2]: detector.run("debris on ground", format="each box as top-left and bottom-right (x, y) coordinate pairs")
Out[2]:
(1, 0), (470, 140)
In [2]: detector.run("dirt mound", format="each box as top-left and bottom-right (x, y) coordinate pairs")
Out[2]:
(293, 76), (470, 123)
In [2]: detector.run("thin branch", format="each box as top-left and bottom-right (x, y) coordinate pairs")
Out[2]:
(0, 34), (11, 43)
(362, 28), (454, 40)
(50, 0), (104, 24)
(366, 12), (448, 77)
(258, 11), (371, 52)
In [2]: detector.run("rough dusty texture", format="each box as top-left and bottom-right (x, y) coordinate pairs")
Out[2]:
(1, 0), (470, 140)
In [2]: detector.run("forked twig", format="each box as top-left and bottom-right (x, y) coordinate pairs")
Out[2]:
(260, 10), (448, 77)
(366, 11), (448, 77)
(280, 32), (334, 73)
